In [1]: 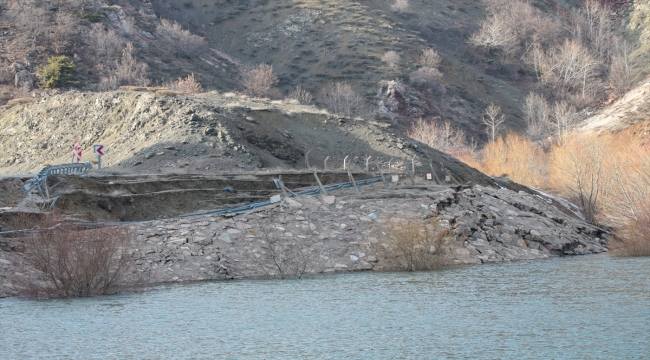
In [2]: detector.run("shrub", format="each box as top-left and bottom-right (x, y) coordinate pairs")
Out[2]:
(410, 67), (442, 86)
(22, 215), (135, 298)
(381, 51), (401, 69)
(319, 82), (367, 119)
(373, 216), (451, 271)
(480, 133), (548, 189)
(407, 118), (476, 157)
(37, 56), (79, 89)
(286, 85), (313, 104)
(391, 0), (409, 12)
(156, 19), (207, 58)
(242, 63), (280, 98)
(419, 48), (442, 68)
(170, 73), (203, 94)
(74, 10), (105, 22)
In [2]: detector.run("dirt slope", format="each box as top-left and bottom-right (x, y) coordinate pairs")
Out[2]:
(0, 90), (492, 186)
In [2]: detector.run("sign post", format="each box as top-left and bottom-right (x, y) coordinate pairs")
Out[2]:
(93, 145), (105, 169)
(72, 141), (82, 163)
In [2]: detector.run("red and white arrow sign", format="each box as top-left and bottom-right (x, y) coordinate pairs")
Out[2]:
(94, 145), (105, 156)
(72, 141), (82, 162)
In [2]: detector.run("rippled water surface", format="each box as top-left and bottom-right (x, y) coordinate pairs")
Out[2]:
(1, 255), (648, 359)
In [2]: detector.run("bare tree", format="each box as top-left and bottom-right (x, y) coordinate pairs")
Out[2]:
(576, 0), (612, 59)
(320, 82), (367, 119)
(247, 215), (323, 279)
(15, 5), (48, 49)
(418, 48), (442, 68)
(286, 85), (313, 104)
(381, 51), (401, 70)
(545, 39), (600, 101)
(100, 42), (149, 90)
(88, 23), (123, 62)
(407, 118), (476, 157)
(49, 10), (77, 55)
(391, 0), (409, 12)
(482, 103), (506, 142)
(156, 19), (207, 58)
(524, 92), (550, 139)
(242, 63), (280, 98)
(22, 215), (136, 298)
(410, 47), (443, 87)
(551, 100), (577, 142)
(609, 39), (635, 97)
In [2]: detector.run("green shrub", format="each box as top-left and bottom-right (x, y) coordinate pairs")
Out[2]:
(73, 10), (105, 22)
(37, 56), (79, 89)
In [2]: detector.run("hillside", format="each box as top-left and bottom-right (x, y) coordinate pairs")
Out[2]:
(0, 89), (490, 186)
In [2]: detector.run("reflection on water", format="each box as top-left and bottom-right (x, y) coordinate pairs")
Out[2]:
(1, 255), (648, 359)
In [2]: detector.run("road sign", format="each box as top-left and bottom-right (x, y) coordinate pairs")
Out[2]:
(72, 141), (82, 162)
(94, 145), (105, 156)
(93, 144), (105, 169)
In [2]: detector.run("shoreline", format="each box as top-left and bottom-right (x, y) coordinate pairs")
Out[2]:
(0, 184), (609, 298)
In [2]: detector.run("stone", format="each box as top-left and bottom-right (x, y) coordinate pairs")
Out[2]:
(334, 263), (348, 268)
(349, 255), (359, 261)
(218, 233), (232, 244)
(168, 237), (187, 244)
(192, 237), (212, 246)
(284, 198), (303, 208)
(517, 239), (528, 248)
(322, 196), (336, 205)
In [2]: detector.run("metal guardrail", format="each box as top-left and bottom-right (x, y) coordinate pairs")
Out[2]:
(1, 176), (385, 236)
(22, 163), (93, 196)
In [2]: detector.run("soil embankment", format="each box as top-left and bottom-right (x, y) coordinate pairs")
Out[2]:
(0, 182), (609, 298)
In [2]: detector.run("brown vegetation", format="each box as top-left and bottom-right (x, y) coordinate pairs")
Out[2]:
(460, 131), (650, 256)
(170, 73), (203, 94)
(372, 216), (452, 271)
(286, 86), (313, 105)
(22, 215), (136, 298)
(242, 63), (280, 98)
(381, 51), (401, 70)
(407, 118), (476, 157)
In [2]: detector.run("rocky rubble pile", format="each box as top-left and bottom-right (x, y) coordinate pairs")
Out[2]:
(0, 184), (609, 297)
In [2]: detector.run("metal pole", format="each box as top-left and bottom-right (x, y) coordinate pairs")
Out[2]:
(305, 149), (311, 169)
(313, 170), (327, 195)
(365, 156), (371, 172)
(344, 156), (349, 170)
(97, 155), (102, 170)
(324, 156), (329, 171)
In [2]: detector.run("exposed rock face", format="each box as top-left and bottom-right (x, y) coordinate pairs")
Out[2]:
(0, 184), (610, 297)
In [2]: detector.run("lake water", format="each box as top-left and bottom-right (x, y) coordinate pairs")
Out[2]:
(1, 255), (648, 359)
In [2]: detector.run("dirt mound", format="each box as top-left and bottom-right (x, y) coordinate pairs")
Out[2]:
(0, 90), (491, 186)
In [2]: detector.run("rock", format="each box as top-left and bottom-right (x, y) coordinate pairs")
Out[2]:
(366, 256), (378, 263)
(218, 233), (232, 244)
(367, 213), (378, 220)
(321, 195), (336, 205)
(334, 263), (348, 268)
(517, 239), (528, 248)
(145, 152), (155, 159)
(284, 198), (303, 208)
(349, 255), (359, 261)
(14, 70), (32, 89)
(192, 237), (212, 246)
(168, 237), (187, 244)
(356, 261), (373, 270)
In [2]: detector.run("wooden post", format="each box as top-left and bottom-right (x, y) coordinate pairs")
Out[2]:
(278, 175), (288, 198)
(313, 170), (327, 195)
(378, 165), (390, 189)
(348, 169), (360, 193)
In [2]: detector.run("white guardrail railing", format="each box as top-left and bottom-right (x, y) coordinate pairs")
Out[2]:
(22, 163), (93, 196)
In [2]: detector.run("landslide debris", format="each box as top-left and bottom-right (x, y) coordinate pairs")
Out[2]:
(0, 90), (491, 187)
